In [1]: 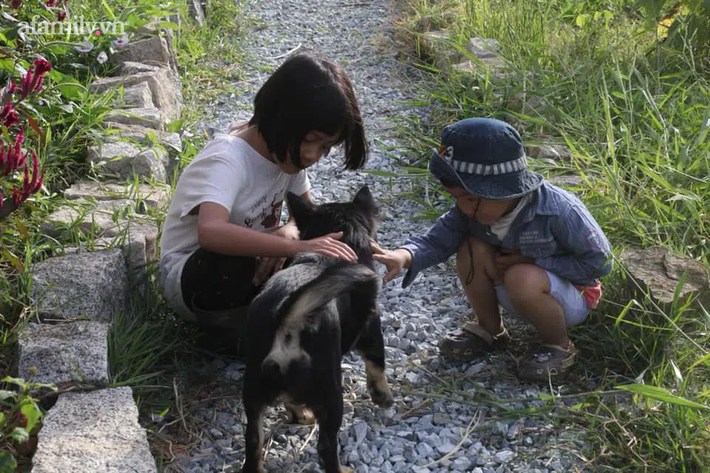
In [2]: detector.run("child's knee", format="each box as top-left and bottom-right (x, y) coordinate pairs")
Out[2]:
(456, 237), (497, 279)
(503, 264), (550, 298)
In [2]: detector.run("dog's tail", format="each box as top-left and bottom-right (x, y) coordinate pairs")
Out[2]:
(277, 262), (380, 328)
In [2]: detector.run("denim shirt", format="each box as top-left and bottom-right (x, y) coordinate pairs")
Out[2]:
(399, 181), (613, 288)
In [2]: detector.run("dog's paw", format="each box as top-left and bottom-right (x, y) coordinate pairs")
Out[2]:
(285, 403), (316, 425)
(338, 466), (354, 473)
(241, 460), (264, 473)
(364, 361), (394, 408)
(367, 378), (394, 408)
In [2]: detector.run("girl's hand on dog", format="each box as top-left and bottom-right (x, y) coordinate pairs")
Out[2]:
(370, 240), (412, 283)
(296, 231), (358, 261)
(253, 224), (301, 286)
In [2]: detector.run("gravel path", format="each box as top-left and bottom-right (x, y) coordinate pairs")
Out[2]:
(166, 1), (588, 471)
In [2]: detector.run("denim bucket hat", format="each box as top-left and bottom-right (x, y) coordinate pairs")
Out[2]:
(429, 118), (544, 200)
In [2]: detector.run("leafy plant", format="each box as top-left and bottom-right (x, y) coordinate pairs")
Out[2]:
(0, 374), (56, 473)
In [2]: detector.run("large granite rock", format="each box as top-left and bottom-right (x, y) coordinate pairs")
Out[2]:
(118, 61), (162, 76)
(420, 30), (464, 71)
(104, 107), (165, 131)
(63, 180), (171, 210)
(87, 140), (168, 181)
(189, 0), (205, 25)
(452, 37), (507, 77)
(32, 387), (156, 473)
(105, 122), (182, 156)
(18, 321), (109, 386)
(121, 82), (154, 108)
(90, 67), (182, 122)
(42, 206), (158, 264)
(42, 202), (155, 236)
(30, 249), (128, 321)
(467, 37), (501, 58)
(620, 246), (709, 310)
(63, 230), (151, 282)
(548, 174), (583, 189)
(526, 143), (572, 161)
(110, 35), (176, 72)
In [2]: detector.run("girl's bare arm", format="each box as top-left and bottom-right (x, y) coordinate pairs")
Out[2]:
(196, 202), (356, 260)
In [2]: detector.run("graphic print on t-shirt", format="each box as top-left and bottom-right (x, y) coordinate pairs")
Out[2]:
(243, 192), (283, 229)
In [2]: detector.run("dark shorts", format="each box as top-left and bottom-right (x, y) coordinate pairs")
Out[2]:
(180, 248), (262, 313)
(179, 248), (266, 356)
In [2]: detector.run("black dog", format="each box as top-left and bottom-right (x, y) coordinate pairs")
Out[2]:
(242, 185), (394, 473)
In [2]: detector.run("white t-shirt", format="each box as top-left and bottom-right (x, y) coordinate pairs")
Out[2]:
(158, 133), (310, 319)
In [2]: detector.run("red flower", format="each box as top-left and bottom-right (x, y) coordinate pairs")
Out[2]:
(10, 0), (22, 9)
(0, 103), (19, 128)
(19, 59), (52, 98)
(44, 0), (58, 6)
(11, 152), (43, 207)
(0, 127), (26, 176)
(34, 58), (52, 75)
(19, 70), (33, 99)
(57, 11), (66, 21)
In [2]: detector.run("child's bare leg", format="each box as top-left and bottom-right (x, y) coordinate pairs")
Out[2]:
(440, 237), (510, 361)
(503, 264), (570, 348)
(455, 237), (504, 336)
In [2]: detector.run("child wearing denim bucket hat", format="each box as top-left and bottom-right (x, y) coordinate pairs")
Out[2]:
(372, 117), (612, 382)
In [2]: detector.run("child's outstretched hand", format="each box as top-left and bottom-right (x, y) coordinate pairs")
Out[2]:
(371, 240), (412, 283)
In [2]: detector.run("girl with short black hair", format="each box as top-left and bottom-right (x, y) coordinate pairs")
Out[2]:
(158, 53), (369, 348)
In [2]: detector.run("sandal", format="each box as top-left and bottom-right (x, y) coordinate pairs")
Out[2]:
(439, 321), (511, 362)
(516, 343), (578, 382)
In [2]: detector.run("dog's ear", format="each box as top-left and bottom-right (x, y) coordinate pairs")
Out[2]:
(352, 185), (378, 216)
(286, 192), (316, 226)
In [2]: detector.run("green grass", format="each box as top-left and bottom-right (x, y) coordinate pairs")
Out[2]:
(392, 0), (710, 471)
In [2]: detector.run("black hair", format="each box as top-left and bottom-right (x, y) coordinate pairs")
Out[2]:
(248, 52), (368, 170)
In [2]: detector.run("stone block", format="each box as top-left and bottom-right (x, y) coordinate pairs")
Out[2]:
(189, 0), (205, 25)
(110, 35), (175, 71)
(122, 82), (154, 108)
(526, 143), (572, 161)
(87, 140), (168, 181)
(90, 67), (182, 122)
(18, 321), (109, 386)
(32, 387), (156, 473)
(548, 174), (583, 188)
(60, 227), (154, 283)
(420, 30), (464, 70)
(30, 249), (128, 321)
(42, 206), (158, 259)
(63, 180), (170, 210)
(117, 61), (161, 76)
(467, 37), (502, 59)
(105, 107), (165, 131)
(106, 122), (182, 158)
(620, 246), (709, 310)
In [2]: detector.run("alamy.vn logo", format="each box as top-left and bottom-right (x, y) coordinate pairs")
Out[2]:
(18, 15), (126, 36)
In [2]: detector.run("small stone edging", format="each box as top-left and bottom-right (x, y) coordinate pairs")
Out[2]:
(15, 2), (207, 470)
